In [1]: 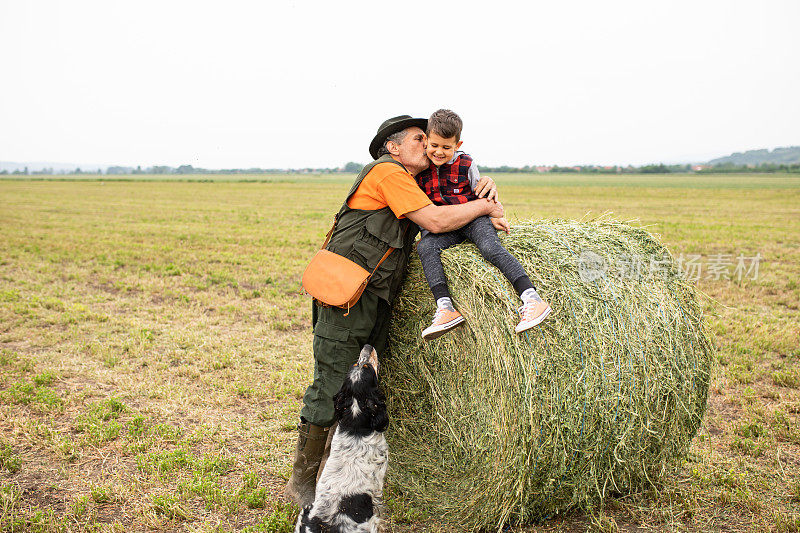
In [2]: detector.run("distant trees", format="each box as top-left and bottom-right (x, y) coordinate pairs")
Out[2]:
(708, 146), (800, 166)
(31, 168), (55, 175)
(106, 166), (133, 175)
(98, 164), (361, 175)
(474, 162), (800, 174)
(549, 166), (580, 173)
(698, 162), (800, 174)
(176, 165), (195, 174)
(3, 158), (796, 177)
(639, 164), (671, 174)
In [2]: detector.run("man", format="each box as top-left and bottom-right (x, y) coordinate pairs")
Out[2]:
(285, 115), (503, 506)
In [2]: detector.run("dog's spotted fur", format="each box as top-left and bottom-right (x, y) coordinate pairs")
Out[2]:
(295, 345), (389, 533)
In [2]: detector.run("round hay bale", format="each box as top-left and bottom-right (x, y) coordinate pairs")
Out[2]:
(384, 218), (712, 531)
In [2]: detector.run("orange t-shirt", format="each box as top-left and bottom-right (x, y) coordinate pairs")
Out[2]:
(347, 161), (432, 218)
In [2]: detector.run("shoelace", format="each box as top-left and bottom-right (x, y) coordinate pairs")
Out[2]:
(432, 307), (453, 323)
(517, 302), (539, 320)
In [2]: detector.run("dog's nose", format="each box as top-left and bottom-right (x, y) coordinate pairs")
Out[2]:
(357, 344), (379, 375)
(368, 347), (379, 375)
(356, 344), (372, 366)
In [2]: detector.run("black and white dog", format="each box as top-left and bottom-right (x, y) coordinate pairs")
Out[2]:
(295, 345), (389, 533)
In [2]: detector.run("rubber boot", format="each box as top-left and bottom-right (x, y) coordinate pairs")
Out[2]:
(316, 422), (338, 484)
(284, 419), (330, 506)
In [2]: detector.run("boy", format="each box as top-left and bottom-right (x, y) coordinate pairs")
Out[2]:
(415, 109), (551, 340)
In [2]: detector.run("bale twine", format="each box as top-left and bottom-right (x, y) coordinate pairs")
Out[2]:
(384, 219), (712, 531)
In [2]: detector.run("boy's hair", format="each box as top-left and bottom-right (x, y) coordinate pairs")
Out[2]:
(427, 109), (463, 142)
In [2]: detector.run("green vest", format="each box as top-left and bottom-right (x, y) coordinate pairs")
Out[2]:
(326, 155), (420, 303)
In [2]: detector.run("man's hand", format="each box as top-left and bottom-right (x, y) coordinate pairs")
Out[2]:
(474, 176), (499, 202)
(491, 217), (510, 233)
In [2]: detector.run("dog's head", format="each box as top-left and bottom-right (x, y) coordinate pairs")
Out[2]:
(333, 344), (388, 436)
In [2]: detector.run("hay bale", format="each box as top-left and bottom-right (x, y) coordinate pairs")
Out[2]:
(384, 218), (712, 531)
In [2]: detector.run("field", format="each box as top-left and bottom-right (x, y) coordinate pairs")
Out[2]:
(1, 173), (798, 532)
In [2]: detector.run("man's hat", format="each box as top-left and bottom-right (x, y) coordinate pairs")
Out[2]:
(369, 115), (428, 160)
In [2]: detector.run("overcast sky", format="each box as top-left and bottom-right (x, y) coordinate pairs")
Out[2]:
(2, 0), (798, 168)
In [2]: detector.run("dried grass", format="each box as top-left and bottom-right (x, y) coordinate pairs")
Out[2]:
(384, 218), (713, 531)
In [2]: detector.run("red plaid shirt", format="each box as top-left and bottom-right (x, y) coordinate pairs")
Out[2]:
(415, 152), (478, 205)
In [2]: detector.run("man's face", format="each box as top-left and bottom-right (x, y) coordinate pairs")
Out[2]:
(391, 127), (429, 175)
(426, 132), (463, 167)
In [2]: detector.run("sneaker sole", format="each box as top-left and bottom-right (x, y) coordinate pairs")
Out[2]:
(422, 316), (466, 341)
(515, 305), (552, 334)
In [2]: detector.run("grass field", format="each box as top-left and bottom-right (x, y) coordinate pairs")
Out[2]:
(1, 173), (798, 532)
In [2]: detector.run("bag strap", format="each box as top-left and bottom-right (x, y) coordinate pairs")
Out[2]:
(336, 245), (397, 316)
(320, 215), (338, 250)
(320, 213), (408, 280)
(366, 223), (410, 280)
(368, 246), (395, 279)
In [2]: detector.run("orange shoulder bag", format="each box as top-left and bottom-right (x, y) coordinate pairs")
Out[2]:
(301, 216), (397, 316)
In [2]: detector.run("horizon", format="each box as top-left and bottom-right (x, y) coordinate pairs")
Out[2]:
(2, 144), (799, 173)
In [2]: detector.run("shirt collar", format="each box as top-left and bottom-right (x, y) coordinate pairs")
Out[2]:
(446, 150), (464, 165)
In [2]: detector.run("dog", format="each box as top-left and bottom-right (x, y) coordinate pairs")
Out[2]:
(295, 344), (389, 533)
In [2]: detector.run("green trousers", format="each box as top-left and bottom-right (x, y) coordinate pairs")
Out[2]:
(300, 290), (392, 427)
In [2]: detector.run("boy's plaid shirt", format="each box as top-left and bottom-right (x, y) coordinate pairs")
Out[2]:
(415, 153), (478, 205)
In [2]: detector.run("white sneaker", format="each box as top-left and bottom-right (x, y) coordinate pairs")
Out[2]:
(422, 308), (465, 341)
(515, 300), (551, 333)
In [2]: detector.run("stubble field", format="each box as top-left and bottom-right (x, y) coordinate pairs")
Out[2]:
(1, 173), (798, 532)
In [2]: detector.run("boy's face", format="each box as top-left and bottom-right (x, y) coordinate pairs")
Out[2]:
(426, 132), (463, 167)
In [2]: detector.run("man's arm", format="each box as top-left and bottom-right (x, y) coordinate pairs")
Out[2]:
(405, 199), (504, 234)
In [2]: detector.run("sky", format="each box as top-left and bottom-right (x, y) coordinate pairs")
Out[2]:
(1, 0), (798, 169)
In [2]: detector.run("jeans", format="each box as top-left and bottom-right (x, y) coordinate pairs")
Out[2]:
(416, 216), (531, 300)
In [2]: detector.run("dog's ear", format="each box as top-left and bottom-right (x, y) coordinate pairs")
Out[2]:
(333, 386), (352, 420)
(370, 403), (389, 432)
(367, 392), (389, 432)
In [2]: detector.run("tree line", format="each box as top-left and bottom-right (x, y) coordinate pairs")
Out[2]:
(475, 163), (800, 174)
(2, 161), (798, 176)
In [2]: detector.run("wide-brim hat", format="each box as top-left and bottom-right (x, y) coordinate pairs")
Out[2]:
(368, 115), (428, 160)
